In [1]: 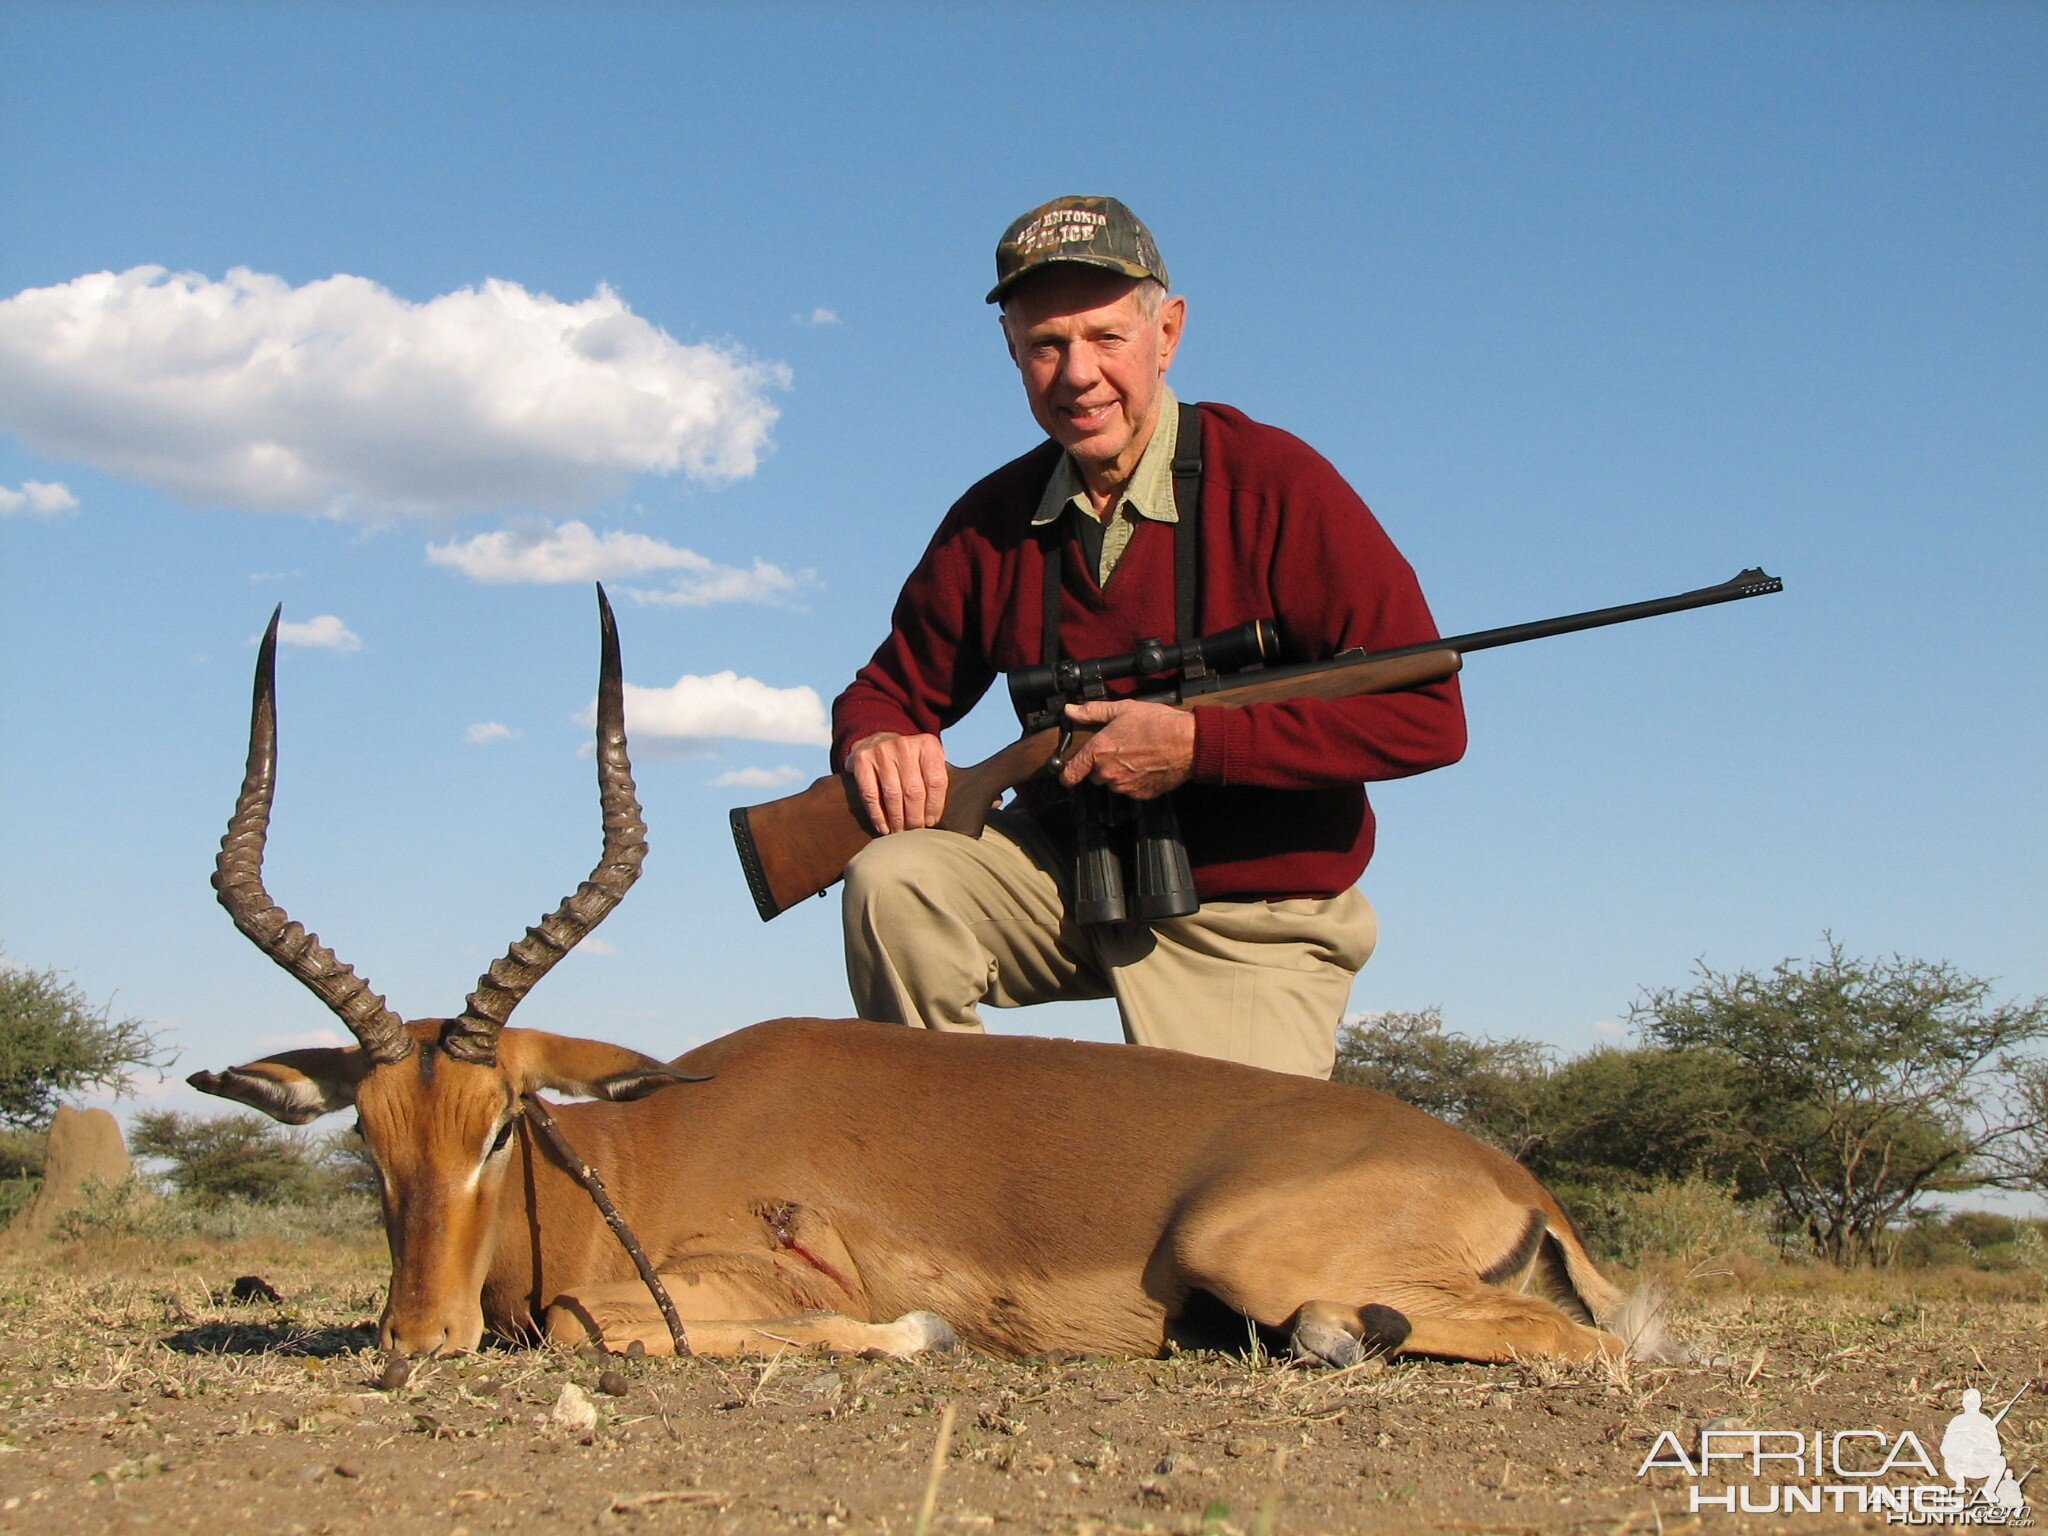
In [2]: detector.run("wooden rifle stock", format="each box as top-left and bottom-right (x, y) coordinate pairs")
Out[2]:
(729, 646), (1461, 921)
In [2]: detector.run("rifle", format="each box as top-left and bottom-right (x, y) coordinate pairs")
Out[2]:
(730, 567), (1783, 922)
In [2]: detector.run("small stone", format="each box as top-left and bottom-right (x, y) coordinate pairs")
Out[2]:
(1224, 1436), (1268, 1459)
(229, 1275), (283, 1305)
(597, 1370), (630, 1398)
(1485, 1390), (1513, 1408)
(334, 1463), (362, 1480)
(1155, 1452), (1186, 1475)
(625, 1340), (647, 1358)
(376, 1359), (412, 1392)
(550, 1382), (599, 1439)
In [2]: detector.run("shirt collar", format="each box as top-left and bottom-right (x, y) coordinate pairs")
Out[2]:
(1030, 386), (1181, 527)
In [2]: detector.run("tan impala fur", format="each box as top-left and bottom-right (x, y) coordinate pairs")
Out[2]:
(193, 591), (1672, 1367)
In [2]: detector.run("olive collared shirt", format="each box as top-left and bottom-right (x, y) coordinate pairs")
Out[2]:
(1028, 385), (1181, 586)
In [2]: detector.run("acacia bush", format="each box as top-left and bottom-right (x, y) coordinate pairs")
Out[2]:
(1337, 941), (2048, 1267)
(130, 1111), (375, 1209)
(0, 951), (161, 1128)
(1633, 940), (2048, 1264)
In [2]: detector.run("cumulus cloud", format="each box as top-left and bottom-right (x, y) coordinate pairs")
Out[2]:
(465, 721), (519, 745)
(602, 671), (830, 751)
(1591, 1019), (1627, 1039)
(0, 266), (787, 516)
(273, 615), (361, 652)
(624, 559), (805, 608)
(0, 480), (78, 517)
(427, 517), (808, 605)
(712, 764), (806, 789)
(794, 306), (840, 327)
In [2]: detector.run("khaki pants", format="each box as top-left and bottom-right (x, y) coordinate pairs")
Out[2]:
(841, 811), (1376, 1079)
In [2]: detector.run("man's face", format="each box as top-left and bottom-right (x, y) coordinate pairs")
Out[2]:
(1001, 269), (1185, 480)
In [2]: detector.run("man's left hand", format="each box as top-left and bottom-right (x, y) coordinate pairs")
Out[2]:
(1058, 700), (1196, 799)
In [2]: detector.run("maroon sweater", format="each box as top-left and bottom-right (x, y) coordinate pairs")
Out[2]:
(832, 402), (1467, 900)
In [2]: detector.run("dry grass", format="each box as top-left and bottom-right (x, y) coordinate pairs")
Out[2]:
(0, 1234), (2040, 1534)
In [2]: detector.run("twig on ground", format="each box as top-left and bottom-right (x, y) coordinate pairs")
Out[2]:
(910, 1399), (958, 1536)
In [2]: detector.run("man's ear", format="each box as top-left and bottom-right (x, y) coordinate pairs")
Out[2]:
(187, 1048), (370, 1125)
(1157, 293), (1186, 372)
(497, 1029), (709, 1103)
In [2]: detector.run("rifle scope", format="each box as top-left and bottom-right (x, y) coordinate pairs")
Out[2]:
(1009, 619), (1280, 725)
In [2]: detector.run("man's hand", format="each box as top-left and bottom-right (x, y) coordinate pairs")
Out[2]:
(1058, 701), (1195, 799)
(847, 731), (950, 834)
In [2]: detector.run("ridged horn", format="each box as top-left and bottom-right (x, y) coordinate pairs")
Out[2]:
(214, 607), (414, 1064)
(442, 585), (647, 1065)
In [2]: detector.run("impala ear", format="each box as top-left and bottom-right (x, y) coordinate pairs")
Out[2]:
(591, 1065), (712, 1102)
(187, 1048), (371, 1125)
(498, 1029), (710, 1102)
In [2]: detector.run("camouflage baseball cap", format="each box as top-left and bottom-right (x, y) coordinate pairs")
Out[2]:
(986, 196), (1169, 305)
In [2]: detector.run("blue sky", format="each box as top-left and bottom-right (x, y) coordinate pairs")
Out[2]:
(1, 4), (2041, 1131)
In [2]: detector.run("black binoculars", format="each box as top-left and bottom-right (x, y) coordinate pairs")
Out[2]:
(1071, 785), (1199, 926)
(1013, 621), (1281, 928)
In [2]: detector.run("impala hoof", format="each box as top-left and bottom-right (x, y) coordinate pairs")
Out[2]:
(1290, 1318), (1363, 1369)
(894, 1310), (959, 1356)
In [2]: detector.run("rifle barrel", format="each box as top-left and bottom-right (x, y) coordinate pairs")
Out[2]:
(1359, 567), (1783, 666)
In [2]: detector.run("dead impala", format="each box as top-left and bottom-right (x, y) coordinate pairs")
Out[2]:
(193, 589), (1673, 1366)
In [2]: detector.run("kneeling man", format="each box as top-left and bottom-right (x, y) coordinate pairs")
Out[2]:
(833, 196), (1465, 1078)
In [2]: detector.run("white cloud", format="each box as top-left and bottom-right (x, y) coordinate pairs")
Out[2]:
(712, 764), (806, 789)
(0, 480), (78, 517)
(0, 266), (788, 516)
(273, 614), (361, 652)
(579, 936), (617, 957)
(625, 558), (806, 608)
(1591, 1019), (1627, 1039)
(603, 671), (830, 749)
(427, 517), (807, 605)
(466, 721), (519, 745)
(794, 306), (840, 327)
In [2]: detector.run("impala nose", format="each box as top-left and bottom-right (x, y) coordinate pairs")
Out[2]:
(382, 1319), (455, 1358)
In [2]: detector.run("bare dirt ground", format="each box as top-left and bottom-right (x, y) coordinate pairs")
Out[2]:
(0, 1236), (2040, 1536)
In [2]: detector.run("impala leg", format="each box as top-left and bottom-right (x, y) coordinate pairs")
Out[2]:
(543, 1274), (956, 1360)
(1281, 1291), (1621, 1367)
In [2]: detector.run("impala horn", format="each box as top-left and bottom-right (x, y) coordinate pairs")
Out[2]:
(214, 606), (415, 1064)
(441, 585), (647, 1066)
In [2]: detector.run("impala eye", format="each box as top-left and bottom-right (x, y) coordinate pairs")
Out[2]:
(489, 1119), (515, 1156)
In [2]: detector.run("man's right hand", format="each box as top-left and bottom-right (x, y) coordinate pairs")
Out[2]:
(846, 731), (949, 835)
